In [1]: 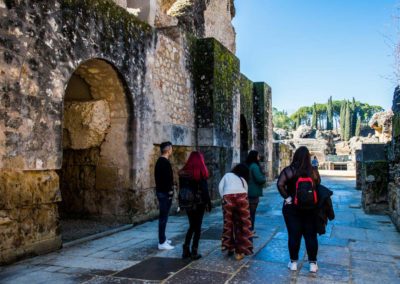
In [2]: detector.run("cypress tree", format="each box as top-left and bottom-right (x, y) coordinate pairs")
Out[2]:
(344, 102), (351, 141)
(327, 96), (333, 130)
(351, 97), (357, 136)
(312, 103), (317, 129)
(340, 100), (346, 139)
(355, 115), (361, 137)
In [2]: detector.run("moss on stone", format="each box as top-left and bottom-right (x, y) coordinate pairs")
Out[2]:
(61, 0), (152, 34)
(192, 37), (240, 142)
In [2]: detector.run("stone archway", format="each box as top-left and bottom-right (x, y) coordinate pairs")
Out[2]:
(59, 59), (134, 241)
(240, 114), (249, 163)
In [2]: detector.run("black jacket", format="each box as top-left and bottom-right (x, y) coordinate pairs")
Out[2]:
(179, 176), (211, 210)
(155, 157), (174, 193)
(316, 184), (335, 235)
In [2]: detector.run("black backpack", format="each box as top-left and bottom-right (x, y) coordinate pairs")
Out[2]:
(294, 177), (318, 209)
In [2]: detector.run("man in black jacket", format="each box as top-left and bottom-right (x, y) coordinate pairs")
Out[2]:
(155, 141), (175, 250)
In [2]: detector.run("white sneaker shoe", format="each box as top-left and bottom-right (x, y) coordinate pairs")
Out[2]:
(288, 261), (297, 271)
(158, 241), (174, 250)
(309, 262), (318, 273)
(166, 239), (172, 244)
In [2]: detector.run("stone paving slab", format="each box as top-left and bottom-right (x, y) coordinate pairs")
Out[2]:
(1, 177), (400, 284)
(165, 268), (231, 284)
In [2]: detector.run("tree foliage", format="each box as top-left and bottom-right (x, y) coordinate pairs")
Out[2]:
(272, 108), (293, 130)
(344, 102), (352, 141)
(275, 97), (384, 139)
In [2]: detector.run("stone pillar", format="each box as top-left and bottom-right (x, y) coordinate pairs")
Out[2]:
(239, 74), (254, 163)
(355, 149), (362, 189)
(192, 38), (240, 197)
(388, 86), (400, 230)
(253, 82), (273, 180)
(360, 143), (389, 214)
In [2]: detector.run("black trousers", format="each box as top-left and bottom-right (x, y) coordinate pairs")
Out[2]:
(283, 204), (318, 262)
(248, 197), (259, 231)
(184, 205), (206, 249)
(157, 191), (172, 244)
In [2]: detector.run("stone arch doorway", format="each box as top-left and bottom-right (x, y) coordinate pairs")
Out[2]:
(59, 59), (134, 241)
(240, 114), (249, 163)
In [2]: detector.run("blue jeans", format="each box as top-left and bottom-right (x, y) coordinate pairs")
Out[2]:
(157, 191), (172, 244)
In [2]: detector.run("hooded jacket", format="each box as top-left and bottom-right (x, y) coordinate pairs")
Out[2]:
(316, 184), (335, 235)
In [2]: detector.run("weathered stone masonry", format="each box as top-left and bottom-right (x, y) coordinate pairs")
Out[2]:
(0, 0), (273, 264)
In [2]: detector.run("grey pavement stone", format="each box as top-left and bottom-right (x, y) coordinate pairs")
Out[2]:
(349, 240), (400, 257)
(331, 225), (368, 241)
(48, 255), (138, 271)
(0, 270), (93, 284)
(350, 251), (398, 264)
(155, 239), (220, 259)
(85, 276), (157, 283)
(351, 258), (400, 284)
(189, 248), (248, 274)
(297, 262), (350, 283)
(165, 268), (231, 284)
(316, 245), (350, 266)
(254, 238), (305, 264)
(228, 260), (295, 284)
(2, 177), (400, 284)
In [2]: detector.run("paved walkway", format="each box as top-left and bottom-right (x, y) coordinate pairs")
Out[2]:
(1, 177), (399, 283)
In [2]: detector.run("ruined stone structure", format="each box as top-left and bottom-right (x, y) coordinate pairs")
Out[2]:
(0, 0), (273, 263)
(357, 87), (400, 231)
(388, 86), (400, 230)
(369, 110), (394, 143)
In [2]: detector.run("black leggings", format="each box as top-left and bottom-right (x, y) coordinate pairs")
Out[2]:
(283, 204), (318, 262)
(249, 197), (259, 231)
(184, 205), (206, 249)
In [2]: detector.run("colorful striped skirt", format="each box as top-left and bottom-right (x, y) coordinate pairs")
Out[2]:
(221, 193), (253, 255)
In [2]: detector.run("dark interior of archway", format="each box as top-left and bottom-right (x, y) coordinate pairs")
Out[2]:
(59, 60), (131, 243)
(240, 115), (249, 163)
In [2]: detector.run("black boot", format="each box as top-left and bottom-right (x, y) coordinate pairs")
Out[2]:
(182, 244), (191, 259)
(191, 247), (202, 260)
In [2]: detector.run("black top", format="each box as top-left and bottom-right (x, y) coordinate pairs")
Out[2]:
(179, 176), (211, 206)
(155, 157), (174, 193)
(277, 166), (321, 199)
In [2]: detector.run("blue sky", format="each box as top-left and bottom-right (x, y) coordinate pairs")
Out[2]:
(233, 0), (399, 113)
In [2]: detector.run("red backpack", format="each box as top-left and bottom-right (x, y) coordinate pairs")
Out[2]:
(294, 177), (318, 209)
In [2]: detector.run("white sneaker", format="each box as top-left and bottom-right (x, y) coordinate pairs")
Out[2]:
(288, 261), (297, 271)
(309, 262), (318, 273)
(158, 241), (174, 250)
(166, 239), (172, 244)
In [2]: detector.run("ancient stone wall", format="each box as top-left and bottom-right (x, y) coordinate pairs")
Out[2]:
(272, 142), (293, 178)
(388, 86), (400, 230)
(0, 0), (272, 264)
(359, 144), (389, 214)
(0, 0), (152, 263)
(203, 0), (236, 53)
(253, 83), (274, 180)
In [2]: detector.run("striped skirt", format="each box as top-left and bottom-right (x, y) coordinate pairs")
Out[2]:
(222, 193), (253, 255)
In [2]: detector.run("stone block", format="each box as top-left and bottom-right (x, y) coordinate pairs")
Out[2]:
(361, 161), (389, 214)
(361, 143), (386, 162)
(63, 100), (111, 150)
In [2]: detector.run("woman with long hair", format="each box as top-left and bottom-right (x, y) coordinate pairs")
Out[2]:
(179, 151), (211, 260)
(277, 146), (321, 273)
(219, 163), (253, 260)
(246, 150), (267, 235)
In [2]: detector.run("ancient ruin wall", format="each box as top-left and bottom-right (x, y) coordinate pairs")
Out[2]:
(0, 0), (152, 264)
(388, 87), (400, 230)
(203, 0), (236, 53)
